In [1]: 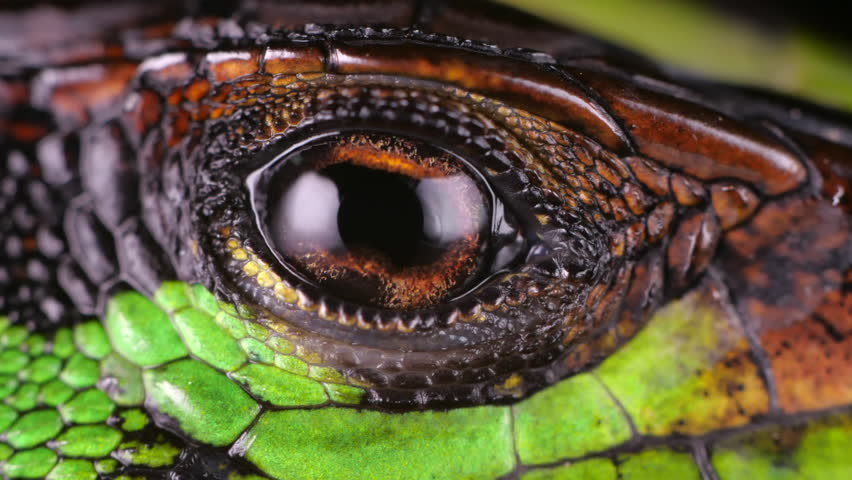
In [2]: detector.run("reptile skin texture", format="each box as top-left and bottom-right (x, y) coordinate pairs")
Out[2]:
(0, 1), (850, 479)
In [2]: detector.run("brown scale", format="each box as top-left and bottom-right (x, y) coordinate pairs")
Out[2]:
(711, 182), (761, 230)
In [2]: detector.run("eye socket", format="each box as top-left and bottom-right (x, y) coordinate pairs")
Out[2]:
(249, 132), (526, 310)
(139, 44), (624, 408)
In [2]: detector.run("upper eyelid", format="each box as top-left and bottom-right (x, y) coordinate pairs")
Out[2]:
(28, 30), (806, 202)
(24, 30), (806, 324)
(20, 27), (811, 318)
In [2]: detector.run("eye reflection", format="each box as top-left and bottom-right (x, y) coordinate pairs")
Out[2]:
(253, 133), (510, 310)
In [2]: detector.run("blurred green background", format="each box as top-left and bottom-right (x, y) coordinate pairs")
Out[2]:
(498, 0), (852, 112)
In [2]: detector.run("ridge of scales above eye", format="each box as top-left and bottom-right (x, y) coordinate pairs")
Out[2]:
(0, 1), (850, 479)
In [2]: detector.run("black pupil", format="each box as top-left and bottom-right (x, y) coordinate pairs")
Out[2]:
(328, 163), (426, 267)
(250, 133), (505, 309)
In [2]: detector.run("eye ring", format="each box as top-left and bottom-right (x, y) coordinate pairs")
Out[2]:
(168, 70), (616, 408)
(247, 128), (528, 311)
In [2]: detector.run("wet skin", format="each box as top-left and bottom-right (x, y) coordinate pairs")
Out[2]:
(0, 1), (850, 479)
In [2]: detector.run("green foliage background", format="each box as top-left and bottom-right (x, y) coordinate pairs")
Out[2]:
(499, 0), (852, 112)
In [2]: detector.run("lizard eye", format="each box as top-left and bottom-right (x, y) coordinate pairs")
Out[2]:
(132, 42), (624, 406)
(250, 132), (524, 310)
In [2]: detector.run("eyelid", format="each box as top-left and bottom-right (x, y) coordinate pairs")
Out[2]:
(110, 37), (625, 407)
(32, 34), (808, 209)
(329, 41), (627, 150)
(185, 39), (627, 152)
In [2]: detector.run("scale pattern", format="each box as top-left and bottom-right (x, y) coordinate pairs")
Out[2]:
(0, 1), (851, 479)
(2, 281), (851, 479)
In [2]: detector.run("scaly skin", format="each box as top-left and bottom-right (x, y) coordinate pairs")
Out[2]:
(0, 1), (850, 479)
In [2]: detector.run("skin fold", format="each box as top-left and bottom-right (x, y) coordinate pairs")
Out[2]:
(0, 1), (850, 479)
